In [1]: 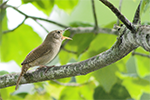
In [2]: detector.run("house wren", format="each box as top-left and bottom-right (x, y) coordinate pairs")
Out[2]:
(15, 28), (72, 90)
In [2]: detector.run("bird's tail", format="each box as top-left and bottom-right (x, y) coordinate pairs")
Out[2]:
(15, 64), (28, 90)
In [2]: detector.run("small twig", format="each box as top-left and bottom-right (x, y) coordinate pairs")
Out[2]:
(61, 31), (75, 48)
(99, 0), (136, 33)
(61, 47), (77, 54)
(0, 0), (8, 8)
(132, 1), (141, 24)
(91, 0), (98, 29)
(3, 17), (26, 34)
(61, 27), (118, 49)
(3, 5), (68, 28)
(132, 52), (150, 58)
(0, 92), (2, 100)
(117, 0), (123, 25)
(52, 80), (88, 86)
(34, 19), (49, 33)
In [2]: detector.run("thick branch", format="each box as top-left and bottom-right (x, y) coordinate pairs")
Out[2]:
(99, 0), (136, 33)
(1, 25), (150, 89)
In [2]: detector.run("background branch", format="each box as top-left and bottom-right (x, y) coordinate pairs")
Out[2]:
(61, 47), (77, 54)
(133, 1), (141, 24)
(52, 80), (85, 86)
(3, 17), (26, 34)
(99, 0), (136, 33)
(0, 0), (8, 8)
(1, 25), (150, 89)
(91, 0), (98, 30)
(33, 19), (49, 33)
(3, 5), (68, 28)
(117, 0), (123, 25)
(132, 52), (150, 58)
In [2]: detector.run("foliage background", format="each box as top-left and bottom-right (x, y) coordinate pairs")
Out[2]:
(0, 0), (150, 99)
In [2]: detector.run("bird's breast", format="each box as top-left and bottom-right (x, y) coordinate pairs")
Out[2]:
(29, 42), (61, 66)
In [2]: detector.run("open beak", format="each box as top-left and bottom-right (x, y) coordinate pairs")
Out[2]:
(61, 27), (72, 40)
(62, 36), (72, 40)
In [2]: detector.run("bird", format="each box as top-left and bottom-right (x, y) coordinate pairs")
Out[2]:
(15, 28), (72, 90)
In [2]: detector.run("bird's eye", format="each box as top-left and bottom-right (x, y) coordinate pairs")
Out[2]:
(57, 31), (60, 34)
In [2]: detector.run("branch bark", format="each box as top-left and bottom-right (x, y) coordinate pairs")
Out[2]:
(0, 0), (150, 90)
(99, 0), (136, 33)
(0, 25), (150, 89)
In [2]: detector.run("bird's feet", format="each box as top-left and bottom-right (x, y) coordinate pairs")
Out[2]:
(45, 65), (55, 73)
(36, 65), (55, 73)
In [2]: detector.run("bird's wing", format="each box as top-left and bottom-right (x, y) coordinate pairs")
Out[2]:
(21, 44), (51, 65)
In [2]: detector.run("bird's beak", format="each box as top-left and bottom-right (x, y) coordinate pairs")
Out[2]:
(62, 36), (72, 40)
(61, 27), (72, 40)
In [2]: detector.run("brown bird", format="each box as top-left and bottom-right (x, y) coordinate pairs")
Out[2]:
(15, 28), (72, 90)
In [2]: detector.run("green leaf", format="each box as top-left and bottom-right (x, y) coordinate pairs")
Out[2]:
(70, 22), (93, 27)
(59, 82), (95, 100)
(76, 72), (93, 83)
(45, 82), (65, 99)
(55, 0), (79, 14)
(22, 0), (54, 16)
(67, 33), (95, 56)
(25, 92), (51, 100)
(94, 83), (131, 99)
(0, 86), (16, 100)
(117, 72), (150, 99)
(0, 70), (9, 75)
(140, 0), (150, 14)
(134, 47), (150, 77)
(115, 54), (130, 73)
(93, 64), (118, 93)
(16, 92), (28, 98)
(136, 56), (150, 77)
(2, 12), (8, 31)
(8, 96), (24, 100)
(59, 22), (95, 64)
(0, 24), (42, 65)
(59, 50), (77, 64)
(0, 6), (7, 44)
(126, 56), (137, 74)
(59, 87), (80, 99)
(80, 34), (116, 61)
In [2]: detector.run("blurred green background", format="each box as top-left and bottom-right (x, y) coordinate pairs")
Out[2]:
(0, 0), (150, 100)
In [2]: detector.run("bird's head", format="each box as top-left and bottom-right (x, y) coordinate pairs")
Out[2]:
(45, 28), (72, 42)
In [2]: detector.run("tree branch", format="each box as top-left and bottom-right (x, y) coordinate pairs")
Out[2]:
(33, 19), (49, 33)
(3, 5), (68, 28)
(52, 80), (85, 86)
(70, 27), (118, 35)
(117, 0), (123, 25)
(99, 0), (136, 33)
(0, 25), (150, 89)
(91, 0), (98, 29)
(3, 17), (26, 34)
(132, 52), (150, 58)
(61, 47), (77, 54)
(132, 1), (141, 24)
(0, 0), (8, 8)
(61, 27), (118, 49)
